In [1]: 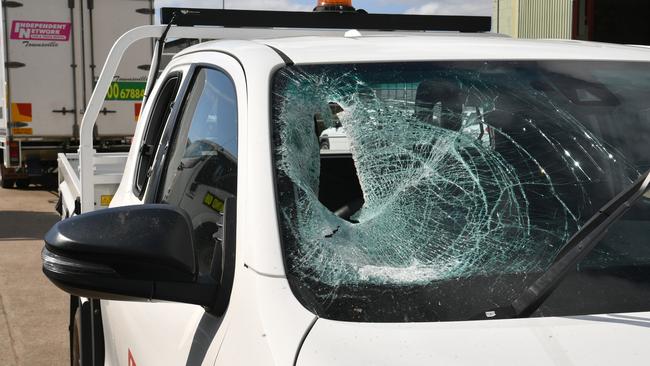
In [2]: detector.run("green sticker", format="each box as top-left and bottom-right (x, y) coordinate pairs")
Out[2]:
(105, 81), (146, 101)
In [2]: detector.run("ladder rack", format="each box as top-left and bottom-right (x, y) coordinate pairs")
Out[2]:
(77, 7), (492, 212)
(161, 7), (491, 33)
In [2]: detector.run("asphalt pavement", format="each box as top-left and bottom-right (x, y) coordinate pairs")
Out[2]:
(0, 185), (67, 366)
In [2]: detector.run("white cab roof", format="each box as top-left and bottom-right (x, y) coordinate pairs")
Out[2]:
(176, 31), (650, 65)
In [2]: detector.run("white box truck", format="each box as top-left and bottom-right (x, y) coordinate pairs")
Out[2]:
(0, 0), (153, 188)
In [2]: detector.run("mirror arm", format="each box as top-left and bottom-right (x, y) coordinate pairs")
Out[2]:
(155, 275), (219, 306)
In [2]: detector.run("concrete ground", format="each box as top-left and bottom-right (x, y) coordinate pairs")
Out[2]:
(0, 185), (67, 366)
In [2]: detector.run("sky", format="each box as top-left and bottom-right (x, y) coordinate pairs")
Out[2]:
(154, 0), (493, 17)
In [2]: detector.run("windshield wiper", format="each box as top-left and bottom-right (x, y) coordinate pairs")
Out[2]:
(472, 169), (650, 320)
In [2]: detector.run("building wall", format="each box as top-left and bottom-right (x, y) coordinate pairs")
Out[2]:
(493, 0), (519, 37)
(494, 0), (573, 39)
(589, 0), (650, 45)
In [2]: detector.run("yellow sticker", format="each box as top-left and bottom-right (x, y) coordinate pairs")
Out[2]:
(11, 103), (32, 123)
(12, 127), (32, 135)
(203, 192), (224, 212)
(100, 195), (113, 206)
(203, 192), (214, 206)
(211, 197), (224, 212)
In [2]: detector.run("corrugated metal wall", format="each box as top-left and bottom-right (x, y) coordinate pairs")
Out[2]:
(494, 0), (574, 39)
(519, 0), (573, 39)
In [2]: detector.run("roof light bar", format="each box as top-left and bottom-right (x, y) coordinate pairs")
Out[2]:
(314, 0), (356, 12)
(318, 0), (353, 6)
(160, 8), (491, 33)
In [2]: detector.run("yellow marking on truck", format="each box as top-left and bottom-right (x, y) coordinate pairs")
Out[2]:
(12, 127), (32, 135)
(11, 103), (32, 123)
(203, 192), (214, 206)
(100, 195), (113, 206)
(211, 198), (224, 212)
(203, 192), (224, 212)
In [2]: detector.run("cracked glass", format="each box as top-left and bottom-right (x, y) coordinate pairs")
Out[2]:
(271, 61), (650, 322)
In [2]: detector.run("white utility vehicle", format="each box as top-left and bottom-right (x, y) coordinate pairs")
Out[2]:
(0, 0), (153, 188)
(44, 2), (650, 365)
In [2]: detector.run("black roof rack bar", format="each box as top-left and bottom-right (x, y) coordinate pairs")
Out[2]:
(160, 8), (491, 33)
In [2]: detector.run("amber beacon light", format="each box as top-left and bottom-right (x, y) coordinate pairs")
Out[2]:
(314, 0), (357, 12)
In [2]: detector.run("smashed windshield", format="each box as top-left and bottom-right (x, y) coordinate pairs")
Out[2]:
(271, 61), (650, 322)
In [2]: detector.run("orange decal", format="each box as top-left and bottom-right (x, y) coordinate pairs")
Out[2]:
(128, 349), (137, 366)
(134, 103), (142, 122)
(11, 103), (32, 123)
(12, 127), (32, 135)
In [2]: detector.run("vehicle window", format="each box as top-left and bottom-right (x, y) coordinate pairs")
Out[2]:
(271, 61), (650, 322)
(159, 68), (237, 276)
(134, 73), (181, 198)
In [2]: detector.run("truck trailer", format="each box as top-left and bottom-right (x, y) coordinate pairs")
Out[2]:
(0, 0), (153, 188)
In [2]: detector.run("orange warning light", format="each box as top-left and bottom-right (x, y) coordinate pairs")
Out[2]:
(317, 0), (352, 6)
(314, 0), (355, 12)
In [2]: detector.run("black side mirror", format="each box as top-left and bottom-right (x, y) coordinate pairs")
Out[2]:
(42, 204), (219, 308)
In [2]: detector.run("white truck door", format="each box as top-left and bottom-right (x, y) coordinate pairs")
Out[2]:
(0, 0), (152, 143)
(81, 0), (153, 138)
(2, 0), (78, 139)
(103, 52), (246, 366)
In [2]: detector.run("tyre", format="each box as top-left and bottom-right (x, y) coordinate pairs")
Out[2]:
(1, 178), (14, 189)
(15, 179), (29, 189)
(71, 306), (81, 366)
(69, 297), (101, 365)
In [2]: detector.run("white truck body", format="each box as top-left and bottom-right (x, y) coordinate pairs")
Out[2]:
(57, 151), (126, 217)
(49, 9), (650, 366)
(0, 0), (152, 185)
